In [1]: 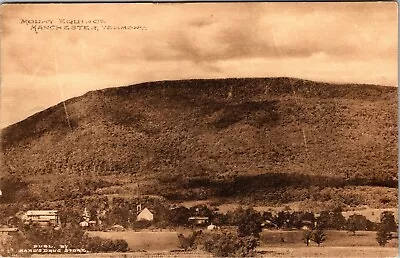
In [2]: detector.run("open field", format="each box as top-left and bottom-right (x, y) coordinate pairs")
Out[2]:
(28, 247), (397, 258)
(88, 229), (398, 252)
(87, 230), (183, 251)
(11, 229), (398, 257)
(261, 230), (398, 247)
(258, 246), (398, 257)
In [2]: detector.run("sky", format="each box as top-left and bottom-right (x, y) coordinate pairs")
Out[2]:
(0, 2), (398, 127)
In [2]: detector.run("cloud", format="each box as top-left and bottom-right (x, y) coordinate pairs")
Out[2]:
(137, 2), (396, 65)
(0, 2), (397, 127)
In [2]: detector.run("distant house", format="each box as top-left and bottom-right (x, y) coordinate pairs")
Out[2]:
(23, 210), (59, 226)
(300, 220), (314, 230)
(262, 219), (278, 228)
(207, 223), (217, 230)
(79, 221), (89, 227)
(0, 227), (18, 232)
(137, 208), (154, 221)
(0, 227), (18, 235)
(110, 224), (125, 231)
(188, 217), (209, 225)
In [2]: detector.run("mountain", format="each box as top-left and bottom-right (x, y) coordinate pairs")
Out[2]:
(0, 77), (397, 207)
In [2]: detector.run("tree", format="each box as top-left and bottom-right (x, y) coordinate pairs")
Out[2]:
(189, 205), (214, 218)
(376, 224), (392, 247)
(59, 207), (83, 226)
(212, 213), (229, 226)
(330, 211), (347, 229)
(300, 212), (316, 227)
(311, 229), (326, 246)
(105, 206), (130, 228)
(288, 211), (302, 229)
(316, 211), (346, 230)
(275, 211), (290, 229)
(375, 211), (396, 247)
(262, 211), (274, 221)
(380, 211), (397, 233)
(0, 176), (29, 203)
(235, 208), (263, 237)
(302, 230), (313, 246)
(346, 214), (368, 235)
(168, 206), (190, 226)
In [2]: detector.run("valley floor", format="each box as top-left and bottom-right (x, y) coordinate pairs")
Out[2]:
(29, 247), (398, 258)
(83, 229), (398, 257)
(258, 246), (398, 257)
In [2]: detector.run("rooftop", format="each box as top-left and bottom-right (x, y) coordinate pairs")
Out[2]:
(26, 210), (58, 216)
(188, 217), (209, 220)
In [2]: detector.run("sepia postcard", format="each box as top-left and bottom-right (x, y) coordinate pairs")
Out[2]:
(0, 2), (398, 257)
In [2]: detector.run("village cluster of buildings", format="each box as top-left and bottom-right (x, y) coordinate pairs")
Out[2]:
(6, 205), (219, 231)
(2, 203), (318, 232)
(17, 204), (155, 228)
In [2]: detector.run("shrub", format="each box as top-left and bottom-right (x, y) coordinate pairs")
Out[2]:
(93, 239), (128, 252)
(198, 232), (258, 257)
(177, 231), (202, 251)
(131, 220), (152, 230)
(311, 229), (326, 246)
(113, 239), (129, 252)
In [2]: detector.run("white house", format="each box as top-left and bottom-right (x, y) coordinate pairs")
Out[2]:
(137, 208), (154, 221)
(207, 223), (217, 230)
(79, 221), (89, 227)
(188, 216), (209, 225)
(23, 210), (59, 226)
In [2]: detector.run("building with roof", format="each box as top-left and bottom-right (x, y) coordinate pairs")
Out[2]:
(23, 210), (59, 226)
(136, 207), (154, 221)
(188, 216), (209, 225)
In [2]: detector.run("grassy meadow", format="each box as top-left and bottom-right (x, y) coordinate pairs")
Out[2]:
(87, 228), (398, 257)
